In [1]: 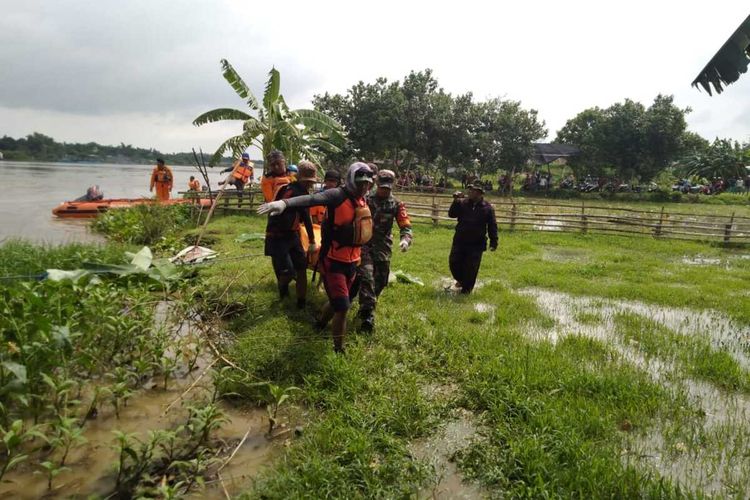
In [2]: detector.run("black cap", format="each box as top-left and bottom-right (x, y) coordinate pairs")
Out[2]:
(324, 170), (342, 182)
(468, 182), (485, 193)
(156, 158), (165, 165)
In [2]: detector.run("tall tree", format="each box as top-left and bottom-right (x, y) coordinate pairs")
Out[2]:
(556, 95), (690, 181)
(474, 98), (547, 174)
(194, 60), (346, 166)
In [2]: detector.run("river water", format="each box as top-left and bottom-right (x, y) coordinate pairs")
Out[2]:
(0, 161), (262, 245)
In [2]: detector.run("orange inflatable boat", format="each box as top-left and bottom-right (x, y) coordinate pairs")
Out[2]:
(52, 198), (212, 218)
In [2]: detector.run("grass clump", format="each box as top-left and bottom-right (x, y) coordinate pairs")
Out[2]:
(92, 203), (194, 248)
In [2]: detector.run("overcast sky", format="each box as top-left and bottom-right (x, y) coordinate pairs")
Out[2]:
(1, 1), (749, 157)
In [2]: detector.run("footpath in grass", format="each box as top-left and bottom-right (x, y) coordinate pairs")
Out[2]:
(191, 213), (750, 498)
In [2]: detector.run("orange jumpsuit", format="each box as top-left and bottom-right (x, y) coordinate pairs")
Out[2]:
(150, 165), (174, 201)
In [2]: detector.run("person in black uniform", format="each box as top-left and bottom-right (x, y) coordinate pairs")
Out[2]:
(264, 161), (319, 308)
(448, 183), (498, 294)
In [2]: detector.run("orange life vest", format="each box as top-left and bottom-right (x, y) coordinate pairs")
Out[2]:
(153, 167), (172, 184)
(309, 204), (327, 224)
(261, 175), (290, 202)
(232, 162), (253, 183)
(326, 196), (373, 263)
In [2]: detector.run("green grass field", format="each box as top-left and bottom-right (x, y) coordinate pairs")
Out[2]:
(188, 211), (750, 498)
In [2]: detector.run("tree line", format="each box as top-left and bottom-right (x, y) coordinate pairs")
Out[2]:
(313, 70), (749, 182)
(0, 133), (230, 166)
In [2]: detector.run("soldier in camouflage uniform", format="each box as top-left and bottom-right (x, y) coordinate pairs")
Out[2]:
(358, 169), (413, 331)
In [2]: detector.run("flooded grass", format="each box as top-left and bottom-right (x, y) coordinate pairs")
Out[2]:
(5, 207), (750, 498)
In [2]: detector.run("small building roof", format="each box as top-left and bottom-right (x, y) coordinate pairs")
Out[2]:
(532, 143), (580, 165)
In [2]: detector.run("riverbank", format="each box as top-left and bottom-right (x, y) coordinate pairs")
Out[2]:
(2, 208), (750, 497)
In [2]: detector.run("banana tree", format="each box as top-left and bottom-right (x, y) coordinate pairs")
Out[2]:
(194, 59), (346, 168)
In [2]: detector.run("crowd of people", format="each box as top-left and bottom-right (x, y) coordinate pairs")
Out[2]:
(257, 152), (497, 353)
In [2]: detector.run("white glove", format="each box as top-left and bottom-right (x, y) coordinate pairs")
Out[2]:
(257, 200), (286, 215)
(399, 239), (410, 252)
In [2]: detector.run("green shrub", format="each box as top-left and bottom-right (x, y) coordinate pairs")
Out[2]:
(92, 204), (193, 247)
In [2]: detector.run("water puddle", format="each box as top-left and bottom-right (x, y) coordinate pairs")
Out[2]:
(0, 303), (284, 499)
(520, 288), (750, 497)
(473, 303), (496, 323)
(409, 409), (484, 499)
(434, 277), (500, 294)
(521, 289), (750, 370)
(533, 219), (564, 231)
(541, 247), (590, 263)
(681, 256), (721, 266)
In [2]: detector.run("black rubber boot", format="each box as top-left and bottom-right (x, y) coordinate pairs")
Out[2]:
(360, 315), (375, 333)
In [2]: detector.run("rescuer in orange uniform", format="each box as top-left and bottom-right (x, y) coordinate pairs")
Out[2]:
(260, 150), (291, 202)
(150, 159), (173, 201)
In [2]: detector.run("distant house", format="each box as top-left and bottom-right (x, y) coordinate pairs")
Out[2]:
(0, 151), (4, 160)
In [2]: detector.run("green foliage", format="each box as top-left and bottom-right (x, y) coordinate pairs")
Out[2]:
(313, 69), (546, 174)
(92, 203), (193, 248)
(556, 94), (691, 181)
(194, 60), (346, 166)
(0, 240), (126, 278)
(0, 132), (226, 165)
(680, 137), (750, 179)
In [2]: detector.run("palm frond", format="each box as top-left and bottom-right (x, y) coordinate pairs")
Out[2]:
(293, 109), (344, 133)
(193, 108), (253, 127)
(242, 117), (267, 136)
(692, 14), (750, 95)
(263, 67), (281, 110)
(307, 137), (342, 154)
(209, 133), (253, 166)
(220, 59), (260, 110)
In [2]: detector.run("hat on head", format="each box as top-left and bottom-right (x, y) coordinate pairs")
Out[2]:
(267, 150), (285, 162)
(324, 170), (342, 182)
(469, 182), (485, 193)
(241, 152), (250, 159)
(376, 169), (396, 188)
(156, 158), (165, 165)
(297, 161), (319, 183)
(287, 164), (298, 173)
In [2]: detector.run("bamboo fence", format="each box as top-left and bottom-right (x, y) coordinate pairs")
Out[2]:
(179, 189), (750, 246)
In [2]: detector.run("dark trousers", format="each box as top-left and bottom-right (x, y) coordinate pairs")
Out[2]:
(358, 252), (391, 316)
(449, 245), (484, 293)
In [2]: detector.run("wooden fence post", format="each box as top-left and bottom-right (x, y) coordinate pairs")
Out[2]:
(581, 201), (588, 234)
(223, 192), (229, 214)
(431, 195), (439, 227)
(654, 207), (665, 237)
(724, 212), (736, 246)
(510, 202), (517, 232)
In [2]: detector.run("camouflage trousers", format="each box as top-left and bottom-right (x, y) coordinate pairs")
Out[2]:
(357, 252), (391, 317)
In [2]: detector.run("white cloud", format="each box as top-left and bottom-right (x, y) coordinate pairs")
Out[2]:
(1, 0), (749, 152)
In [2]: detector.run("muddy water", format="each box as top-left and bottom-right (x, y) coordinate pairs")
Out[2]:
(520, 288), (750, 496)
(410, 408), (484, 500)
(0, 304), (280, 499)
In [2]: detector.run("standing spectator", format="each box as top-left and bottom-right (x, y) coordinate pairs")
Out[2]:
(448, 183), (498, 294)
